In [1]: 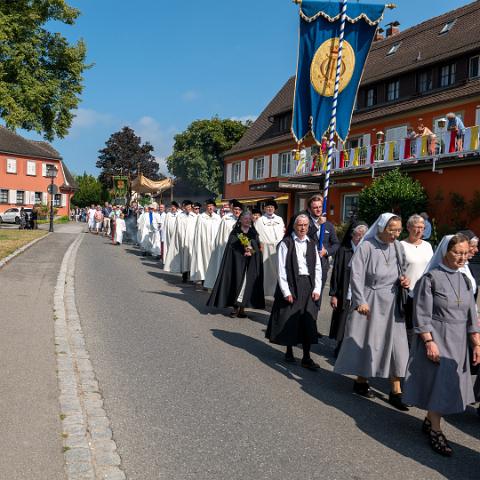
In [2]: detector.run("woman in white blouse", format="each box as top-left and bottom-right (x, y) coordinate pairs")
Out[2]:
(401, 214), (434, 336)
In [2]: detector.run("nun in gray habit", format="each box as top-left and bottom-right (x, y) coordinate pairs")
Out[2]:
(334, 213), (411, 410)
(403, 234), (480, 457)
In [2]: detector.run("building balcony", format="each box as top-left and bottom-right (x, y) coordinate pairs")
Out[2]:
(290, 126), (480, 177)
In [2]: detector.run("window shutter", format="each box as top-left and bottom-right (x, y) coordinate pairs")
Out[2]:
(24, 191), (30, 205)
(42, 163), (47, 176)
(263, 155), (270, 178)
(240, 161), (246, 182)
(226, 163), (232, 184)
(61, 194), (67, 207)
(290, 154), (296, 175)
(271, 154), (279, 177)
(42, 192), (48, 205)
(247, 159), (254, 180)
(8, 190), (16, 204)
(362, 134), (371, 147)
(30, 192), (36, 204)
(6, 158), (16, 173)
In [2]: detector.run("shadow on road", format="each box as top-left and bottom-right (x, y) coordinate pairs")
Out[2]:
(211, 329), (479, 479)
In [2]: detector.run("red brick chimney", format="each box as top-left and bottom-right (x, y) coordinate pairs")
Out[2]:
(374, 28), (385, 42)
(386, 21), (400, 37)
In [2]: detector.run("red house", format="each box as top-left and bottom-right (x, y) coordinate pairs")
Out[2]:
(0, 126), (76, 218)
(224, 1), (480, 233)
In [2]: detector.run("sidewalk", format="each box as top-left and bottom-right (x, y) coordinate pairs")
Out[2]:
(0, 222), (84, 479)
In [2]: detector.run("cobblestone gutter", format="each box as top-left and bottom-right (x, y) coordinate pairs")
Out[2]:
(54, 234), (126, 480)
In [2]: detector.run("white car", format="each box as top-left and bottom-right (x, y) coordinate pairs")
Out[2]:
(0, 207), (32, 224)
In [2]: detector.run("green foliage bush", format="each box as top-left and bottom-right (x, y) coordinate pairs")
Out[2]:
(358, 169), (428, 225)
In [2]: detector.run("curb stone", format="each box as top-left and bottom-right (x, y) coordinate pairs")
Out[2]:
(0, 231), (51, 269)
(54, 235), (126, 480)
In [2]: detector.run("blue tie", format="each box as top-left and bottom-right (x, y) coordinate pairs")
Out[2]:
(149, 211), (153, 224)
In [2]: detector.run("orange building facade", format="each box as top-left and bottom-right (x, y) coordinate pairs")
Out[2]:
(223, 1), (480, 233)
(0, 127), (76, 217)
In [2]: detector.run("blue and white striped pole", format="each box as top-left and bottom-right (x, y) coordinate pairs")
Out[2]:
(318, 0), (348, 251)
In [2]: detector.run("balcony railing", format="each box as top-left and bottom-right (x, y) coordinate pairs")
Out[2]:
(292, 126), (480, 176)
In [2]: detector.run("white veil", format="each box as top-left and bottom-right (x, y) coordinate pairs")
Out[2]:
(360, 212), (397, 245)
(423, 235), (453, 274)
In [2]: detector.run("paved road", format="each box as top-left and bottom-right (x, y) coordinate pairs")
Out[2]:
(75, 233), (480, 480)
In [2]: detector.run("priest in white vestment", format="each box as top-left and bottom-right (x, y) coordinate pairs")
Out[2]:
(204, 199), (244, 289)
(190, 199), (221, 282)
(163, 201), (180, 259)
(164, 200), (197, 282)
(148, 205), (162, 258)
(137, 207), (151, 255)
(255, 199), (285, 296)
(158, 203), (167, 260)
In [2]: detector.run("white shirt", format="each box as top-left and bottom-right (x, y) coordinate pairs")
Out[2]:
(278, 233), (322, 298)
(400, 240), (434, 294)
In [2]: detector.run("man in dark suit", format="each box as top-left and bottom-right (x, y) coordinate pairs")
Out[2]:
(287, 194), (340, 303)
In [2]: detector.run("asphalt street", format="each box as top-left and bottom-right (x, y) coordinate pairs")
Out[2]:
(75, 233), (480, 480)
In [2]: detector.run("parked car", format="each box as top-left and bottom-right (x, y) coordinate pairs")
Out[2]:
(0, 207), (32, 224)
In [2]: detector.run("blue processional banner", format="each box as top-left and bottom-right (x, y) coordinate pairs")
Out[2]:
(292, 1), (386, 144)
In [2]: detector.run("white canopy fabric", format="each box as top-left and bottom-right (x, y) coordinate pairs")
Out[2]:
(131, 174), (174, 194)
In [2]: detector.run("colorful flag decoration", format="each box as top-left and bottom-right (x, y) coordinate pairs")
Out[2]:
(292, 1), (386, 144)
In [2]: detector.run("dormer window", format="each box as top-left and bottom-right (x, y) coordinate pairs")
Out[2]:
(276, 112), (292, 133)
(439, 19), (456, 34)
(387, 43), (401, 56)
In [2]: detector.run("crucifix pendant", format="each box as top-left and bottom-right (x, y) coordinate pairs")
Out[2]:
(456, 298), (462, 306)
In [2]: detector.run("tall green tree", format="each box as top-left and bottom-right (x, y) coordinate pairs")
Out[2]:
(71, 173), (104, 207)
(96, 126), (162, 199)
(167, 117), (248, 195)
(358, 169), (428, 225)
(0, 0), (89, 140)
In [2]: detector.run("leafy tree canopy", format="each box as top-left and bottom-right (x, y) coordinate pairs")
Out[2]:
(358, 169), (428, 226)
(0, 0), (89, 140)
(96, 126), (162, 192)
(166, 117), (248, 195)
(71, 173), (105, 207)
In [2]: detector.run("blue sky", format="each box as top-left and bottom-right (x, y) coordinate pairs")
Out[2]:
(20, 0), (475, 176)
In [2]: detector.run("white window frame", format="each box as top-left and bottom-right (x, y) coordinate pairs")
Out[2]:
(26, 160), (36, 176)
(0, 189), (8, 203)
(342, 194), (360, 222)
(232, 161), (242, 184)
(387, 43), (401, 56)
(440, 64), (456, 87)
(253, 156), (265, 180)
(54, 194), (62, 207)
(439, 20), (456, 35)
(418, 71), (432, 93)
(469, 56), (480, 79)
(34, 192), (42, 204)
(16, 190), (25, 205)
(6, 158), (17, 174)
(279, 152), (292, 176)
(366, 88), (376, 107)
(387, 80), (400, 101)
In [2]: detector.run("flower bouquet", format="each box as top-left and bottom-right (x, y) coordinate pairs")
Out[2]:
(238, 233), (254, 256)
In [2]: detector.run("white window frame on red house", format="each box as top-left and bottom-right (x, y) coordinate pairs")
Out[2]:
(0, 189), (8, 203)
(34, 192), (42, 204)
(16, 190), (25, 205)
(279, 152), (292, 176)
(232, 161), (242, 183)
(253, 156), (265, 180)
(6, 158), (17, 174)
(26, 160), (36, 176)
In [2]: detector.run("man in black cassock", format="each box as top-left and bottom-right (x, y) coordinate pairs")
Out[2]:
(266, 214), (323, 370)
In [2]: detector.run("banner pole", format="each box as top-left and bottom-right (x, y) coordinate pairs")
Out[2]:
(318, 0), (348, 252)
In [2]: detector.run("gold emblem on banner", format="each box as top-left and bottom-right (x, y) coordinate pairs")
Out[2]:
(310, 37), (355, 97)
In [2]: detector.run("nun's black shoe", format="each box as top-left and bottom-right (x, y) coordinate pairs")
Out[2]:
(388, 392), (409, 411)
(301, 358), (320, 370)
(353, 381), (375, 398)
(284, 352), (296, 363)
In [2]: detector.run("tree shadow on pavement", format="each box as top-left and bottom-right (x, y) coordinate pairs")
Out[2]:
(210, 329), (480, 479)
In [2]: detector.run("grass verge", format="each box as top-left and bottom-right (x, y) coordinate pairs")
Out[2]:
(0, 230), (48, 261)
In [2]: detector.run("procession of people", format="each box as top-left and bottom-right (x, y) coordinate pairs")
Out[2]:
(82, 194), (480, 458)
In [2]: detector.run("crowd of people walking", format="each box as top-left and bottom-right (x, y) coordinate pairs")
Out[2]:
(82, 194), (480, 458)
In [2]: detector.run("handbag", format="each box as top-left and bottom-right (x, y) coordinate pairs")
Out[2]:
(393, 241), (409, 317)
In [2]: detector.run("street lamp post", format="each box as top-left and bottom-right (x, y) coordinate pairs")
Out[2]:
(46, 165), (58, 233)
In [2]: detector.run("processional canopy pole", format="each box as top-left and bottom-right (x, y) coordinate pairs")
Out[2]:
(290, 0), (389, 249)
